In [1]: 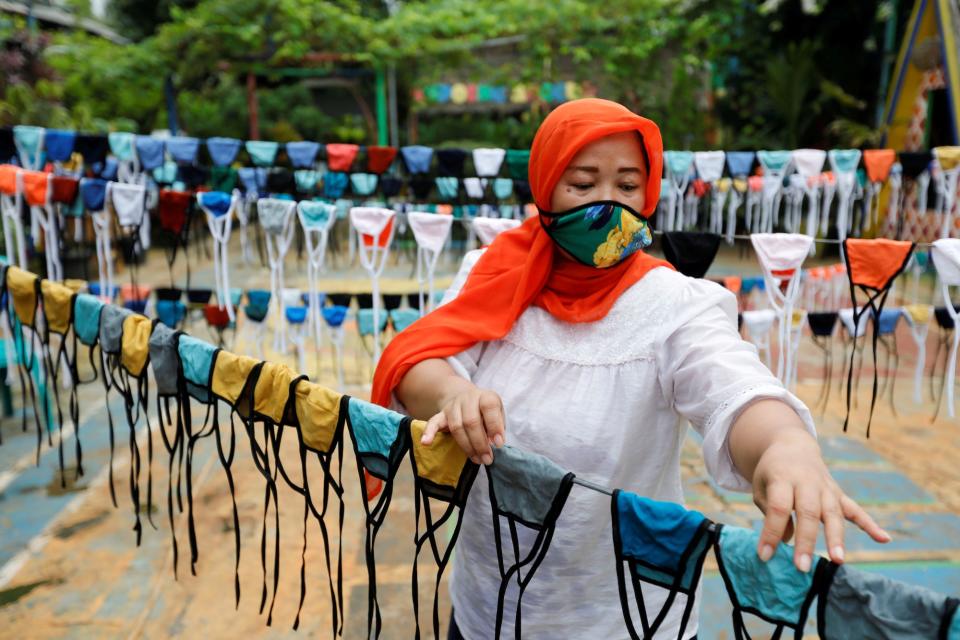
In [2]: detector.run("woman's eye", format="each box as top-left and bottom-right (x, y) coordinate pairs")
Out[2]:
(620, 184), (638, 192)
(572, 183), (593, 190)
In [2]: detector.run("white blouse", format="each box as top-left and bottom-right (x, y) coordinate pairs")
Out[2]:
(431, 251), (815, 640)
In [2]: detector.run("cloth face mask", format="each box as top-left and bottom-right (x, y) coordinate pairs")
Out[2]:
(539, 201), (652, 268)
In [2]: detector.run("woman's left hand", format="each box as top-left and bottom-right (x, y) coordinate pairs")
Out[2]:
(750, 430), (891, 571)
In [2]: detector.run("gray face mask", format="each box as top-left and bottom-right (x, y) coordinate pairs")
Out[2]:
(819, 563), (958, 640)
(99, 305), (132, 355)
(486, 445), (575, 639)
(148, 323), (180, 398)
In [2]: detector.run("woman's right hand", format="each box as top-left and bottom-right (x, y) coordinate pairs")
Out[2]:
(419, 385), (506, 465)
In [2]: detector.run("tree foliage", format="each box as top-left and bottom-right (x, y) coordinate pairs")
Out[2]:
(0, 0), (907, 148)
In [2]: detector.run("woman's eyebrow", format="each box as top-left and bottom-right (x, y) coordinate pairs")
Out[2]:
(618, 167), (642, 174)
(567, 165), (599, 173)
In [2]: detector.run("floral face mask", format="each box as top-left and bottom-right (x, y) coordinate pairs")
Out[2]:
(539, 201), (653, 268)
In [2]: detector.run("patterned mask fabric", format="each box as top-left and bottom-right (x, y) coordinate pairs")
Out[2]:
(818, 563), (960, 639)
(346, 397), (411, 639)
(4, 267), (48, 459)
(486, 445), (575, 640)
(661, 231), (722, 278)
(611, 491), (715, 639)
(714, 525), (830, 639)
(408, 420), (479, 639)
(39, 279), (82, 486)
(540, 201), (654, 268)
(842, 238), (915, 435)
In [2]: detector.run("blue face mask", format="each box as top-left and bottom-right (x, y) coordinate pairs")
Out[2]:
(539, 201), (653, 268)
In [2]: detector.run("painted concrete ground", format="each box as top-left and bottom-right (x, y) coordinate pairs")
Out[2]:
(1, 226), (959, 638)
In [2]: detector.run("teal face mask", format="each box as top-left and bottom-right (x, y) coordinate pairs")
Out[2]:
(539, 201), (653, 268)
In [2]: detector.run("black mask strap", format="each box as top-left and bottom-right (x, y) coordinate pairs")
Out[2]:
(156, 388), (184, 578)
(41, 321), (68, 487)
(8, 302), (45, 465)
(410, 460), (478, 640)
(347, 410), (410, 640)
(843, 286), (891, 437)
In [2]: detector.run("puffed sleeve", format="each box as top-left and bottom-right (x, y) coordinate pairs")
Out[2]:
(655, 278), (816, 492)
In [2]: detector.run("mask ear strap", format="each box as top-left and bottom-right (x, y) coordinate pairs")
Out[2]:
(138, 371), (157, 533)
(156, 386), (183, 578)
(13, 308), (45, 467)
(115, 349), (146, 544)
(409, 453), (477, 639)
(63, 305), (83, 480)
(100, 343), (119, 508)
(296, 394), (348, 635)
(610, 490), (642, 640)
(41, 314), (68, 488)
(263, 421), (282, 626)
(215, 405), (241, 609)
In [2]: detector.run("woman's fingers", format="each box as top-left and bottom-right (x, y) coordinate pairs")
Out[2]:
(445, 401), (478, 464)
(479, 391), (506, 447)
(841, 494), (891, 543)
(821, 490), (846, 563)
(420, 412), (447, 446)
(757, 481), (793, 562)
(791, 486), (822, 572)
(460, 392), (493, 465)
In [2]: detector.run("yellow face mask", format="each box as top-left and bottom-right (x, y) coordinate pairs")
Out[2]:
(40, 279), (75, 335)
(409, 419), (471, 497)
(6, 266), (39, 327)
(211, 350), (260, 408)
(254, 361), (300, 424)
(294, 380), (343, 454)
(120, 314), (153, 377)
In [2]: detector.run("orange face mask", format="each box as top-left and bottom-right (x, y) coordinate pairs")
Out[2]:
(20, 170), (50, 207)
(0, 165), (17, 196)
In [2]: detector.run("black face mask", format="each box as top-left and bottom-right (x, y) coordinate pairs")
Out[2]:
(661, 231), (722, 278)
(898, 151), (932, 179)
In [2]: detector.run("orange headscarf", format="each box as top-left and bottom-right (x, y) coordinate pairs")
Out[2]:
(371, 99), (671, 408)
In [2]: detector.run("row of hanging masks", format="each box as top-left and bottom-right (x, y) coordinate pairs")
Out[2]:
(3, 267), (957, 638)
(656, 146), (960, 246)
(3, 263), (960, 638)
(0, 164), (154, 296)
(3, 130), (538, 206)
(657, 229), (927, 437)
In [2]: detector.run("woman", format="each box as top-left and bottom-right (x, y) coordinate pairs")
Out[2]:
(372, 99), (889, 639)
